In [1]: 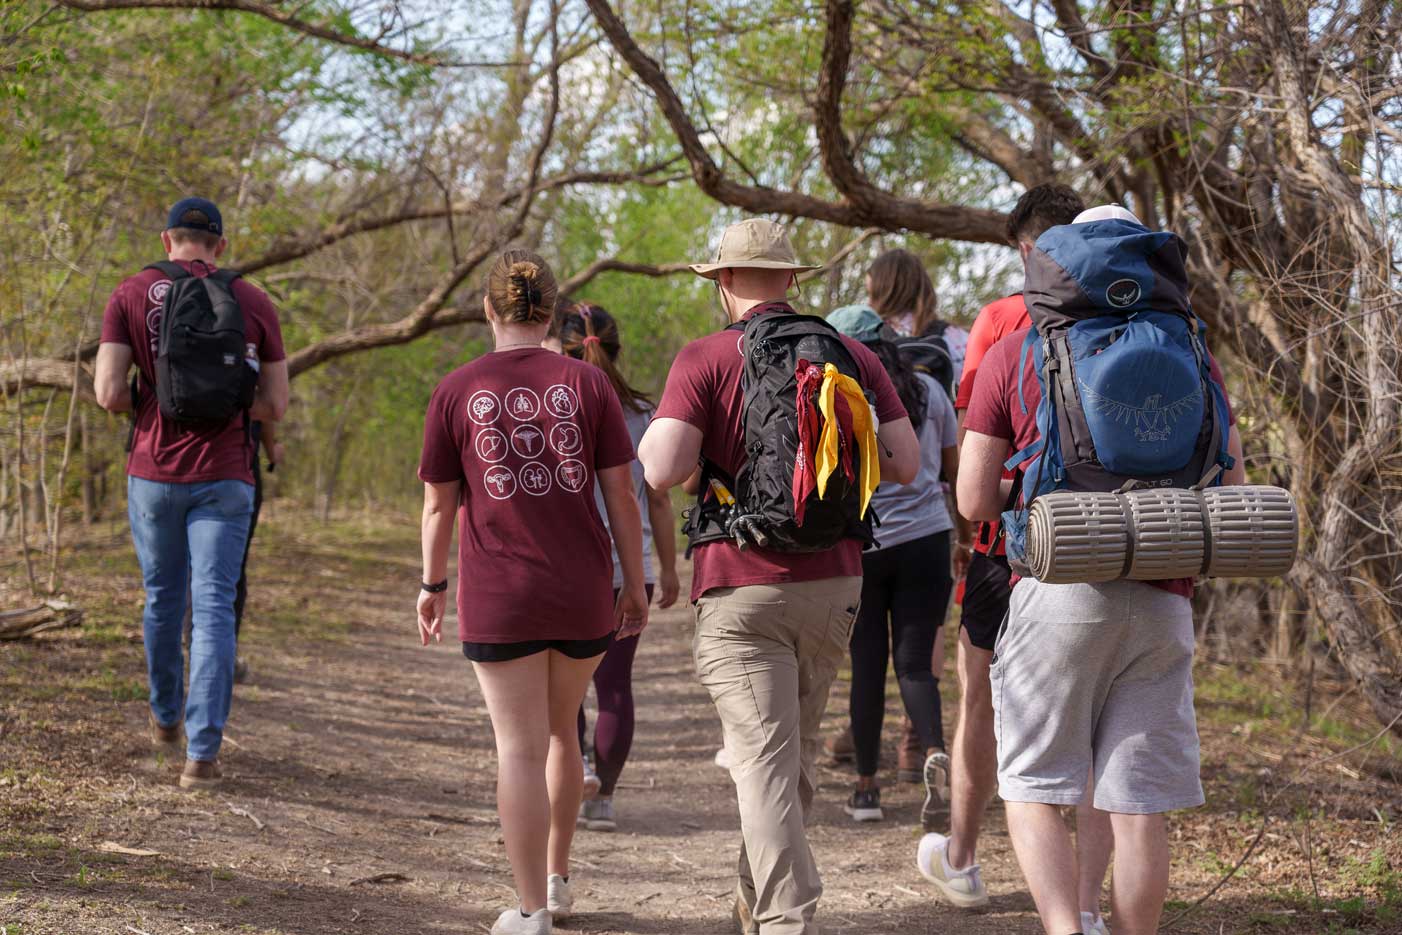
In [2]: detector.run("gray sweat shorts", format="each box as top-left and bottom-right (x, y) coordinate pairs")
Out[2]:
(990, 578), (1204, 814)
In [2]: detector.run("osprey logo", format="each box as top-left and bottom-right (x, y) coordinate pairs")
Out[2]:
(1106, 278), (1142, 308)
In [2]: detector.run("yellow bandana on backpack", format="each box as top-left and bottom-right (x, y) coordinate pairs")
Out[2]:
(815, 363), (880, 518)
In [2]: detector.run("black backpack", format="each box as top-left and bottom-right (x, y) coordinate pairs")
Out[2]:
(144, 261), (257, 424)
(894, 322), (955, 401)
(683, 311), (877, 554)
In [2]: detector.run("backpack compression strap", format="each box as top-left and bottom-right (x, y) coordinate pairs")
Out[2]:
(143, 261), (191, 280)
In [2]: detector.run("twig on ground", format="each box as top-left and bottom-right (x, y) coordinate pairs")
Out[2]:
(224, 802), (265, 830)
(425, 812), (496, 826)
(124, 926), (154, 935)
(349, 871), (410, 886)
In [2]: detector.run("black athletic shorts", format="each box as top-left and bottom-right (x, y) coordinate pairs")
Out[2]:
(960, 550), (1012, 652)
(462, 633), (613, 664)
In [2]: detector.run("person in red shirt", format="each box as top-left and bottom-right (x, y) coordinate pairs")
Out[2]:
(94, 198), (289, 792)
(955, 208), (1245, 935)
(416, 250), (647, 935)
(639, 219), (920, 934)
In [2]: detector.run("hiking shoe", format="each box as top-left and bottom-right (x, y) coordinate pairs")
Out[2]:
(490, 907), (551, 934)
(233, 657), (249, 684)
(581, 755), (601, 800)
(579, 796), (617, 832)
(1082, 911), (1110, 935)
(920, 750), (951, 832)
(824, 725), (854, 764)
(897, 716), (923, 782)
(843, 786), (884, 822)
(149, 713), (180, 751)
(916, 832), (989, 908)
(547, 874), (572, 919)
(714, 746), (735, 769)
(178, 759), (223, 792)
(733, 882), (758, 935)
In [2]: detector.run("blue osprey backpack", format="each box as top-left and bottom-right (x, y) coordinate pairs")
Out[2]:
(1002, 219), (1235, 574)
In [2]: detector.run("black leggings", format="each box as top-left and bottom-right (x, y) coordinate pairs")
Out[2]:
(849, 530), (953, 777)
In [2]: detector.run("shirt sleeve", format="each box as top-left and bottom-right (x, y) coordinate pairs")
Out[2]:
(954, 303), (1002, 411)
(960, 335), (1015, 441)
(100, 281), (133, 346)
(242, 285), (286, 363)
(653, 341), (713, 433)
(418, 384), (466, 484)
(930, 383), (959, 449)
(593, 375), (637, 471)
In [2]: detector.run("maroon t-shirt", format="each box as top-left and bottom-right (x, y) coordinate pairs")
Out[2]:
(100, 261), (286, 485)
(654, 303), (909, 602)
(418, 348), (636, 643)
(961, 326), (1235, 597)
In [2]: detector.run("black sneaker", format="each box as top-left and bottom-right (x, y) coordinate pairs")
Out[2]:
(844, 786), (883, 823)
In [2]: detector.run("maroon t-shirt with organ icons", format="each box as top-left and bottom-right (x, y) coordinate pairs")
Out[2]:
(418, 347), (636, 643)
(100, 260), (285, 485)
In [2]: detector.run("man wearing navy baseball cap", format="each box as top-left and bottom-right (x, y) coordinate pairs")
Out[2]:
(94, 198), (289, 791)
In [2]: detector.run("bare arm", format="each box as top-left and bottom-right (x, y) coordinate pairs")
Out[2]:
(1224, 426), (1246, 486)
(639, 417), (703, 491)
(957, 430), (1010, 522)
(600, 463), (650, 636)
(416, 480), (460, 645)
(249, 359), (289, 422)
(94, 343), (133, 412)
(877, 416), (920, 484)
(646, 483), (680, 608)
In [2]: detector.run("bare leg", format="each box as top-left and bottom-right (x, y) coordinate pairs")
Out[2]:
(1108, 812), (1170, 935)
(546, 650), (604, 877)
(947, 628), (996, 869)
(1076, 777), (1113, 919)
(473, 650), (602, 913)
(1005, 801), (1082, 935)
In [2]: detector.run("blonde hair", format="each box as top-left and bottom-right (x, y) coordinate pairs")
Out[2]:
(486, 249), (557, 325)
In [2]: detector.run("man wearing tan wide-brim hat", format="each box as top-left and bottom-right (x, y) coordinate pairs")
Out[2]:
(637, 218), (920, 934)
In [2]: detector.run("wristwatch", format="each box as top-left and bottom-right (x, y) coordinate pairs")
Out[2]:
(421, 579), (448, 594)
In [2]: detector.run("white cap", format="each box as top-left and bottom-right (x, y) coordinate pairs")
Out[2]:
(1073, 204), (1144, 225)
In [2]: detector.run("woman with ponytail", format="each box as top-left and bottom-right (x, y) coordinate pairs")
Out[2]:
(417, 251), (649, 935)
(556, 303), (680, 833)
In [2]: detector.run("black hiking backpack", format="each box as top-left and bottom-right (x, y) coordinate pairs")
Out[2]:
(144, 261), (258, 424)
(682, 311), (878, 555)
(894, 322), (955, 401)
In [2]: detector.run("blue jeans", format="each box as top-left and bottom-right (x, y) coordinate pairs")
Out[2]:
(127, 476), (254, 761)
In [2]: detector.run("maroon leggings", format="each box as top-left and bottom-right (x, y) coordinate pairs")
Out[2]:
(577, 585), (651, 796)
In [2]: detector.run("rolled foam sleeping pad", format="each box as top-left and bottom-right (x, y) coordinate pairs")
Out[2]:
(1026, 485), (1298, 584)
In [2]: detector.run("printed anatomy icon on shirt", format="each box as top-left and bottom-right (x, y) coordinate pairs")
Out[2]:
(483, 465), (517, 500)
(506, 387), (541, 421)
(511, 424), (546, 458)
(556, 459), (589, 494)
(549, 422), (583, 456)
(520, 462), (552, 496)
(475, 428), (509, 463)
(468, 390), (501, 426)
(544, 384), (579, 418)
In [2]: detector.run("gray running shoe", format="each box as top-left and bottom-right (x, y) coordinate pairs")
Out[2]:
(579, 796), (616, 832)
(921, 750), (951, 832)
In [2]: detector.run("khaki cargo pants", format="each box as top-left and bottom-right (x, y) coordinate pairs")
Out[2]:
(694, 577), (861, 935)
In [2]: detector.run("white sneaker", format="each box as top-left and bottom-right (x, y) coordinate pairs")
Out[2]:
(490, 907), (551, 934)
(581, 755), (601, 800)
(713, 746), (735, 769)
(916, 832), (990, 909)
(547, 874), (573, 919)
(580, 796), (617, 832)
(1082, 911), (1109, 935)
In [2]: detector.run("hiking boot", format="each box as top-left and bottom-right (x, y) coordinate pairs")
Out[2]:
(824, 725), (854, 764)
(920, 750), (951, 832)
(1082, 912), (1110, 935)
(916, 832), (989, 909)
(579, 797), (617, 832)
(178, 759), (223, 792)
(897, 716), (924, 782)
(233, 657), (249, 684)
(733, 882), (758, 935)
(547, 873), (572, 919)
(843, 786), (884, 823)
(581, 755), (601, 800)
(490, 907), (551, 935)
(149, 713), (180, 751)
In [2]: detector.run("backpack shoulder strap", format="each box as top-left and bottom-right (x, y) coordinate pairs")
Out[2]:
(143, 261), (189, 280)
(209, 268), (242, 286)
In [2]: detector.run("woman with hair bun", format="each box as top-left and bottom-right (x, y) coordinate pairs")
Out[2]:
(417, 250), (649, 935)
(556, 303), (679, 833)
